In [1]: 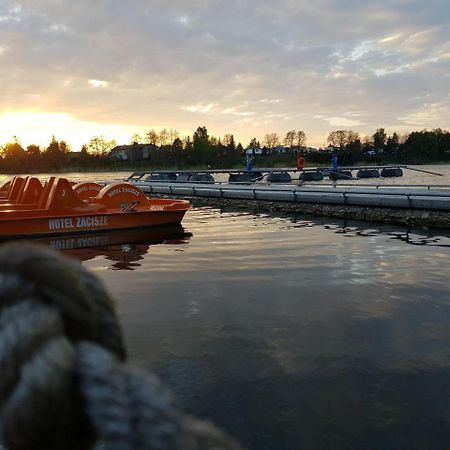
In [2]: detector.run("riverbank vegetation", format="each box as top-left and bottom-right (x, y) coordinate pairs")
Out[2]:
(1, 126), (449, 173)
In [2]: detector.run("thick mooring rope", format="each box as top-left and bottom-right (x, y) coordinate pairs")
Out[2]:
(0, 243), (243, 450)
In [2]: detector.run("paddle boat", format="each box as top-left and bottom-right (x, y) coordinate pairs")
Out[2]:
(0, 176), (29, 203)
(0, 176), (97, 206)
(0, 179), (12, 198)
(0, 177), (190, 237)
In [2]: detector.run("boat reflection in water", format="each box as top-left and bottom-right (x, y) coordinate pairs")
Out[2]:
(15, 224), (192, 270)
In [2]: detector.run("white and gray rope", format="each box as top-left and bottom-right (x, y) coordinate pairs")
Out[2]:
(0, 243), (243, 450)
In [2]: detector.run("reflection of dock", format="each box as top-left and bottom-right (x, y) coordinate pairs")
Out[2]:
(8, 225), (191, 269)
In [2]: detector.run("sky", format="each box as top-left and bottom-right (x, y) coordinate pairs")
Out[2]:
(0, 0), (449, 150)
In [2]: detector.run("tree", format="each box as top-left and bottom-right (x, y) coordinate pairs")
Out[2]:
(328, 130), (348, 148)
(362, 135), (373, 146)
(45, 136), (61, 154)
(403, 129), (450, 162)
(193, 126), (209, 150)
(373, 128), (387, 149)
(2, 137), (27, 169)
(26, 144), (41, 159)
(346, 138), (362, 163)
(263, 133), (280, 148)
(347, 130), (360, 144)
(386, 132), (399, 153)
(193, 126), (208, 142)
(26, 144), (41, 168)
(193, 126), (210, 164)
(87, 136), (117, 156)
(182, 135), (193, 150)
(130, 132), (141, 144)
(248, 137), (260, 148)
(43, 136), (68, 169)
(399, 133), (409, 144)
(284, 130), (296, 148)
(3, 137), (26, 160)
(59, 140), (70, 154)
(296, 130), (307, 147)
(172, 137), (183, 152)
(80, 144), (89, 159)
(223, 134), (236, 150)
(145, 129), (159, 146)
(169, 128), (180, 143)
(159, 129), (170, 146)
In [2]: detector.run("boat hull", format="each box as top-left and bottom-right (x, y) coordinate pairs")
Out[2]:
(0, 209), (188, 238)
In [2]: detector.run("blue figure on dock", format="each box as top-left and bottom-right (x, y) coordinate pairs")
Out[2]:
(332, 153), (338, 170)
(246, 153), (253, 171)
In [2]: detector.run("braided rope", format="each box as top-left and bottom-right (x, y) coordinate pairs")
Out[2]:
(0, 243), (243, 450)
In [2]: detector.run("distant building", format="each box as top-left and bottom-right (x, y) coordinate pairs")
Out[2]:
(67, 151), (83, 161)
(272, 145), (289, 154)
(245, 146), (263, 155)
(303, 146), (318, 153)
(109, 143), (157, 161)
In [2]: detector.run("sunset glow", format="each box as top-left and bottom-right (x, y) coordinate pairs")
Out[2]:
(0, 111), (148, 150)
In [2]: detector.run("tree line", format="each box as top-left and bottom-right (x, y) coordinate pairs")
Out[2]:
(321, 127), (450, 165)
(1, 126), (449, 172)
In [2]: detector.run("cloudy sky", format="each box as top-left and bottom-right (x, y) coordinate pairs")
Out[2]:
(1, 0), (449, 149)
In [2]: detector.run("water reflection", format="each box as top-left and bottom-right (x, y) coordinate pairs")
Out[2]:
(7, 225), (191, 270)
(108, 206), (450, 450)
(4, 205), (447, 450)
(266, 208), (450, 249)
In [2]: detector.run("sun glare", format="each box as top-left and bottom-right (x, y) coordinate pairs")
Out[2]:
(0, 111), (144, 150)
(0, 111), (72, 129)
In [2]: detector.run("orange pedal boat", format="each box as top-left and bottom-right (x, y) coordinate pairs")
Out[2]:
(0, 177), (190, 237)
(0, 177), (44, 209)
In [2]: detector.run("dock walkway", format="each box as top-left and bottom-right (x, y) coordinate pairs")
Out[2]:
(129, 179), (450, 212)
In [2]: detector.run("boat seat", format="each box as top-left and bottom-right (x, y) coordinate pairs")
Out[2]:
(0, 177), (26, 203)
(37, 177), (57, 210)
(16, 177), (43, 204)
(0, 178), (44, 209)
(0, 177), (16, 198)
(0, 180), (12, 197)
(44, 178), (87, 210)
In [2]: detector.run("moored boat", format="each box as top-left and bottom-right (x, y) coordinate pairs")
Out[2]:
(267, 171), (292, 183)
(0, 177), (43, 208)
(356, 168), (380, 178)
(329, 170), (353, 180)
(229, 172), (264, 183)
(0, 177), (190, 237)
(380, 167), (403, 177)
(299, 171), (324, 181)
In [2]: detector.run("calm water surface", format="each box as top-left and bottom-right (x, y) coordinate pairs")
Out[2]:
(68, 207), (450, 450)
(4, 167), (450, 449)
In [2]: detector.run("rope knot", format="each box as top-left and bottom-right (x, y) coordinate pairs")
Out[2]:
(0, 243), (242, 450)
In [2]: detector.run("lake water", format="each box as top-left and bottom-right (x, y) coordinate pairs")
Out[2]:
(2, 167), (450, 449)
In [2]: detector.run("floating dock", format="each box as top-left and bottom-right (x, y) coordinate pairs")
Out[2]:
(128, 177), (450, 212)
(127, 164), (409, 185)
